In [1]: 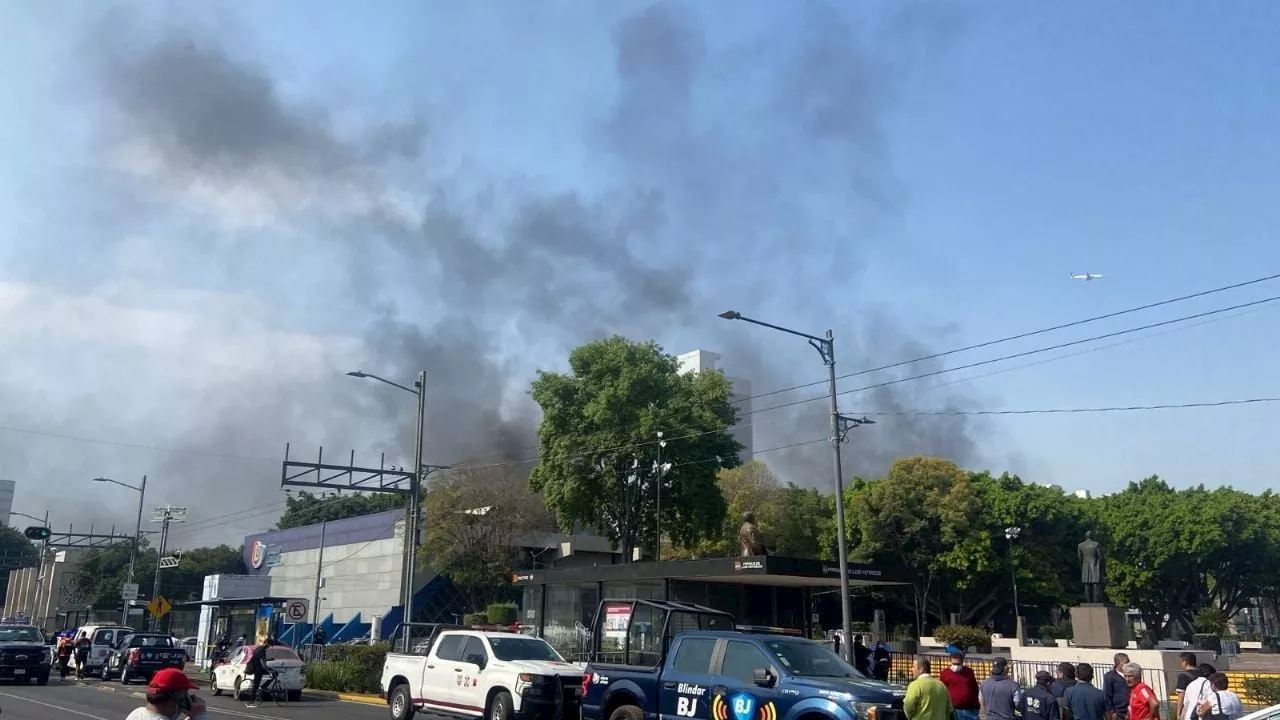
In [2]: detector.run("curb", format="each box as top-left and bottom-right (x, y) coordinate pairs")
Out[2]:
(303, 688), (386, 706)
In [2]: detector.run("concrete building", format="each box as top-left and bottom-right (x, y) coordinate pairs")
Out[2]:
(3, 548), (87, 630)
(0, 479), (15, 526)
(676, 349), (754, 459)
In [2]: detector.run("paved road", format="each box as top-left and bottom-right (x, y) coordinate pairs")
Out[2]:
(0, 678), (387, 719)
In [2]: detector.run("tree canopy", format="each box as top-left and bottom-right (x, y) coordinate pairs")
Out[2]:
(529, 336), (741, 561)
(0, 525), (40, 601)
(680, 461), (835, 558)
(277, 490), (405, 529)
(71, 542), (244, 608)
(423, 465), (556, 610)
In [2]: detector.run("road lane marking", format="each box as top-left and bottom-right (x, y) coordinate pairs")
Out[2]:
(0, 690), (112, 719)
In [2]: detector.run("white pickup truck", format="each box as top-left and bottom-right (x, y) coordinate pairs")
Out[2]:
(381, 629), (585, 720)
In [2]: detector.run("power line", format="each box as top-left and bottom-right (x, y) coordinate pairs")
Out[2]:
(749, 293), (1280, 417)
(849, 397), (1280, 417)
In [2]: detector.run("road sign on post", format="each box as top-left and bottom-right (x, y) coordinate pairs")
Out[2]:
(146, 595), (171, 619)
(284, 599), (309, 623)
(121, 583), (139, 601)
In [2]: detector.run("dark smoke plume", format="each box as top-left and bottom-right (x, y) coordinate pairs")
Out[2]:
(1, 1), (983, 545)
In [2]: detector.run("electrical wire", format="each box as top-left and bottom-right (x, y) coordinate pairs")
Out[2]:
(739, 270), (1280, 404)
(849, 397), (1280, 417)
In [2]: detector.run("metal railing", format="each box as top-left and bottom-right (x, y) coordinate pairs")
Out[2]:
(889, 653), (1170, 703)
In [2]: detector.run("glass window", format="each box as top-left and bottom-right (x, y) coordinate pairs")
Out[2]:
(489, 637), (563, 662)
(628, 603), (663, 667)
(266, 647), (300, 661)
(721, 641), (772, 684)
(93, 629), (117, 645)
(521, 585), (543, 629)
(762, 638), (861, 679)
(0, 626), (43, 643)
(462, 636), (488, 664)
(128, 635), (176, 648)
(543, 583), (597, 661)
(434, 634), (465, 662)
(671, 638), (717, 674)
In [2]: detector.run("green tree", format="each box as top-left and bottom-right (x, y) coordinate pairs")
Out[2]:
(424, 466), (555, 611)
(277, 491), (406, 529)
(71, 542), (244, 609)
(693, 461), (785, 557)
(775, 483), (835, 558)
(848, 457), (983, 631)
(0, 525), (40, 601)
(529, 336), (740, 561)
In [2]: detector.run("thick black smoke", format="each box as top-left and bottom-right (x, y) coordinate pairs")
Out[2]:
(3, 1), (984, 545)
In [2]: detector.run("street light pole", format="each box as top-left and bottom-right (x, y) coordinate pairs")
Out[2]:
(347, 369), (427, 653)
(93, 475), (147, 626)
(654, 431), (666, 561)
(718, 311), (873, 661)
(1005, 526), (1022, 638)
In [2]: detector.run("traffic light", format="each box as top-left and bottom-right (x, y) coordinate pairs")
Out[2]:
(23, 526), (50, 541)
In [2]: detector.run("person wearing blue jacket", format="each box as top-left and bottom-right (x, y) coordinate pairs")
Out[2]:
(1102, 652), (1131, 720)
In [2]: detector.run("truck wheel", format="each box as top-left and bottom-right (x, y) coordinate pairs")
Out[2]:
(390, 684), (416, 720)
(488, 690), (514, 720)
(609, 704), (644, 720)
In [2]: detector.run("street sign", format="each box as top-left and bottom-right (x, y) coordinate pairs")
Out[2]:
(121, 583), (139, 601)
(284, 599), (309, 623)
(264, 544), (282, 567)
(158, 556), (180, 569)
(146, 595), (172, 619)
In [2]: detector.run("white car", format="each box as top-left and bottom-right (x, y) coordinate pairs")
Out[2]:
(210, 644), (305, 701)
(381, 629), (584, 720)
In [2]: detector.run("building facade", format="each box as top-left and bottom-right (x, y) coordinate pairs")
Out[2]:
(3, 548), (87, 631)
(241, 508), (407, 631)
(676, 349), (754, 458)
(0, 479), (15, 527)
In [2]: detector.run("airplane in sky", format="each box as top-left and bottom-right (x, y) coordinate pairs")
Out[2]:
(1071, 273), (1103, 281)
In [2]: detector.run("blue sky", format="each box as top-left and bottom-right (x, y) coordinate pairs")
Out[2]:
(1, 1), (1278, 539)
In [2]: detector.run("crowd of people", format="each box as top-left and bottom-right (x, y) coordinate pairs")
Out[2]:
(903, 647), (1246, 720)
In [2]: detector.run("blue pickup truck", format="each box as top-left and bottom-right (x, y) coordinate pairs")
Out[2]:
(581, 600), (907, 720)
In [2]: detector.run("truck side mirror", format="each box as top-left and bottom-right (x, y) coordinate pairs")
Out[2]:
(752, 668), (775, 688)
(466, 653), (487, 669)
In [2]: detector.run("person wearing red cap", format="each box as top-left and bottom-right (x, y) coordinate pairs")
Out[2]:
(126, 667), (208, 720)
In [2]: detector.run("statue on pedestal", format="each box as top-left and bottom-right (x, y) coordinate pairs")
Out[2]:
(1078, 531), (1104, 603)
(739, 512), (768, 556)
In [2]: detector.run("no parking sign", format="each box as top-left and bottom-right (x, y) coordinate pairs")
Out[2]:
(285, 599), (309, 622)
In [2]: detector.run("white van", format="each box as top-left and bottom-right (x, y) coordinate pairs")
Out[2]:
(71, 625), (134, 673)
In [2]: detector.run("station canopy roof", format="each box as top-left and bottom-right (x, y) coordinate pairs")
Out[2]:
(512, 555), (912, 589)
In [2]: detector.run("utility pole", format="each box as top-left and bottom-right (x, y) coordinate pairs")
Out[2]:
(91, 475), (147, 626)
(311, 520), (327, 649)
(654, 432), (668, 562)
(149, 505), (186, 632)
(718, 311), (874, 662)
(406, 370), (426, 649)
(32, 511), (49, 630)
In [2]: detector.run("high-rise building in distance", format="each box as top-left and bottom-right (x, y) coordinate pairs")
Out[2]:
(676, 350), (754, 460)
(0, 480), (14, 527)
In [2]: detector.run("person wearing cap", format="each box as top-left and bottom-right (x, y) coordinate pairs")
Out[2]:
(939, 645), (980, 720)
(126, 667), (208, 720)
(1020, 671), (1061, 720)
(980, 658), (1019, 720)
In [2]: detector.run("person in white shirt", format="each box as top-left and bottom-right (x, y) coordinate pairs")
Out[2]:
(1197, 673), (1243, 720)
(1180, 664), (1217, 720)
(125, 667), (208, 720)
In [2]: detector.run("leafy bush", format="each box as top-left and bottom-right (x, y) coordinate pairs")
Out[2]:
(1040, 619), (1074, 642)
(324, 642), (389, 675)
(1243, 678), (1280, 706)
(487, 602), (517, 625)
(893, 623), (916, 639)
(464, 612), (488, 626)
(305, 659), (381, 694)
(932, 624), (991, 653)
(1194, 607), (1229, 635)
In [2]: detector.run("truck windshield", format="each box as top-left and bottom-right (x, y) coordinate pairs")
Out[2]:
(0, 626), (43, 643)
(489, 636), (564, 662)
(762, 638), (865, 679)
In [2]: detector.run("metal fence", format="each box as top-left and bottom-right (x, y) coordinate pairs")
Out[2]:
(890, 653), (1171, 704)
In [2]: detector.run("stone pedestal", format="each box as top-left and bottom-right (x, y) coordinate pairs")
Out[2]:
(1070, 604), (1128, 648)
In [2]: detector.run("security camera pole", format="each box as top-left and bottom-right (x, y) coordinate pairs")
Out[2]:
(718, 310), (874, 661)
